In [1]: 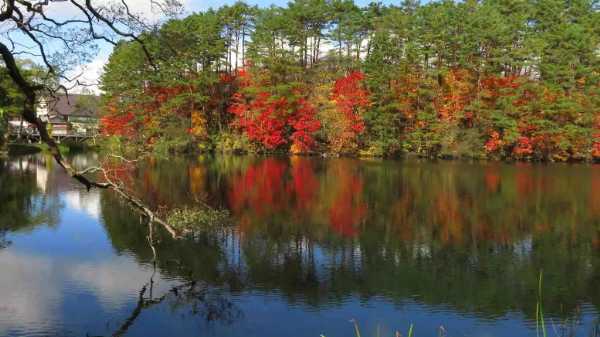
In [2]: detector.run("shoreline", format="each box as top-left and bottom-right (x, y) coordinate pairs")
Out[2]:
(6, 141), (598, 164)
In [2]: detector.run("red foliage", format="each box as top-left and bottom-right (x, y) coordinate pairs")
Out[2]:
(484, 131), (502, 153)
(331, 71), (369, 135)
(228, 68), (321, 151)
(101, 84), (195, 138)
(219, 72), (234, 83)
(481, 75), (521, 94)
(593, 139), (600, 159)
(229, 91), (287, 149)
(100, 110), (135, 137)
(289, 98), (321, 152)
(513, 136), (534, 156)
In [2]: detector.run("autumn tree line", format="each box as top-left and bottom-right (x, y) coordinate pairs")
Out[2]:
(100, 0), (597, 160)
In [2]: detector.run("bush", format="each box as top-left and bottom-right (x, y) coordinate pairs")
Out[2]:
(212, 131), (255, 154)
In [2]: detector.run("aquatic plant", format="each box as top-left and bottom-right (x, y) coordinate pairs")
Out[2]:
(166, 207), (231, 235)
(537, 270), (547, 337)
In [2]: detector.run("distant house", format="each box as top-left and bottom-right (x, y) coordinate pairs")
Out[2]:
(8, 94), (100, 139)
(40, 94), (100, 136)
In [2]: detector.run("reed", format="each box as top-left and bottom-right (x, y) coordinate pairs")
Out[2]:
(537, 270), (547, 337)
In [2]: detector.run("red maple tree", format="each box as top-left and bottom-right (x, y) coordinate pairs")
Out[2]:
(228, 68), (321, 152)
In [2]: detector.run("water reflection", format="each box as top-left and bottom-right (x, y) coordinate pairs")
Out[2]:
(0, 154), (599, 337)
(104, 156), (600, 319)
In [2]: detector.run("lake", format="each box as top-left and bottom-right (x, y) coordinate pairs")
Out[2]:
(0, 154), (598, 337)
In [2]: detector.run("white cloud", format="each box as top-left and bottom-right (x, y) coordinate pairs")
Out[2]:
(0, 249), (174, 335)
(63, 190), (102, 219)
(0, 251), (61, 336)
(67, 257), (171, 310)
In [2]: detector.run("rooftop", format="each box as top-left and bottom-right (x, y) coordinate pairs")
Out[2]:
(45, 94), (100, 118)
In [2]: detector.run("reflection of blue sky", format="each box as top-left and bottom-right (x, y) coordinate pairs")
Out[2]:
(113, 293), (549, 337)
(11, 192), (111, 259)
(0, 187), (174, 337)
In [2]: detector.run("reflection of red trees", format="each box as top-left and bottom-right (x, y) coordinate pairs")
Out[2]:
(289, 157), (318, 210)
(227, 158), (368, 238)
(434, 193), (463, 244)
(228, 158), (321, 220)
(515, 165), (535, 197)
(228, 158), (320, 233)
(591, 169), (600, 217)
(189, 165), (207, 200)
(390, 193), (414, 241)
(228, 158), (287, 217)
(484, 166), (501, 192)
(327, 162), (367, 237)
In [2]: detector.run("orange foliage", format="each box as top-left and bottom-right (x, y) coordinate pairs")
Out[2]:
(593, 115), (600, 159)
(435, 69), (474, 121)
(329, 71), (370, 151)
(390, 72), (420, 121)
(100, 101), (136, 136)
(513, 136), (534, 157)
(484, 131), (503, 153)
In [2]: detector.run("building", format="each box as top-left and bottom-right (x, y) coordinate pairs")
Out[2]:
(9, 94), (100, 139)
(40, 94), (100, 136)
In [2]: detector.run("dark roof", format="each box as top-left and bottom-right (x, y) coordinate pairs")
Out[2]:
(46, 94), (100, 118)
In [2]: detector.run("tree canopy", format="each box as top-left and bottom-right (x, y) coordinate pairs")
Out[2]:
(99, 0), (599, 161)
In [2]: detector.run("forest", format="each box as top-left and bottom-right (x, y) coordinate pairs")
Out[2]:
(2, 0), (599, 161)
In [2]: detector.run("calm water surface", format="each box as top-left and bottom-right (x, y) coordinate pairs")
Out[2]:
(0, 154), (598, 337)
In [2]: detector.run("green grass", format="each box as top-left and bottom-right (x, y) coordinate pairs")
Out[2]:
(323, 321), (416, 337)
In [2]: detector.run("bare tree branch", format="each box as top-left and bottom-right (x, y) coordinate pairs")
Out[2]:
(0, 0), (188, 237)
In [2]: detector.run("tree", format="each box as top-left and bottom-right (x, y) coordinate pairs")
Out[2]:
(87, 0), (600, 161)
(228, 68), (321, 152)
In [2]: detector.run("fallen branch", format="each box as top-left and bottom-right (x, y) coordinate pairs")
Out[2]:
(0, 0), (185, 238)
(0, 40), (178, 239)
